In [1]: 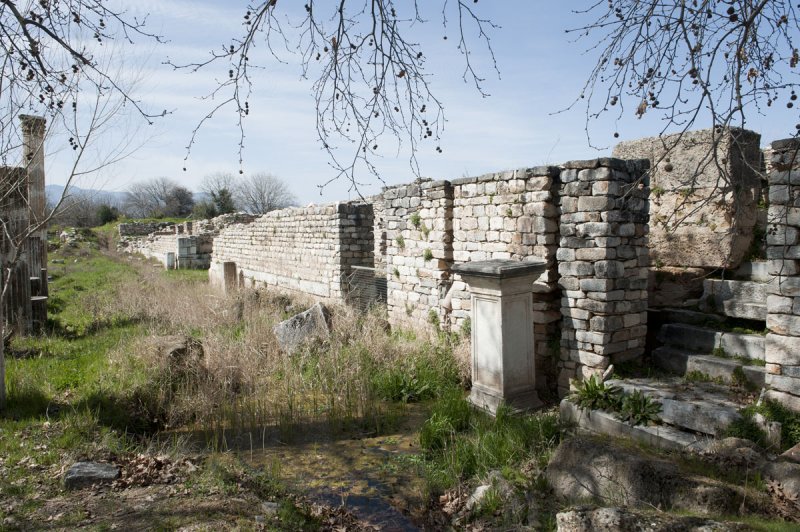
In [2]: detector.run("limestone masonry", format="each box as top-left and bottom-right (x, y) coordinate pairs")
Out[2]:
(121, 127), (800, 410)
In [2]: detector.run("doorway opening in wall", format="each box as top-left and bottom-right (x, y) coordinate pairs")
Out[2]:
(345, 265), (387, 312)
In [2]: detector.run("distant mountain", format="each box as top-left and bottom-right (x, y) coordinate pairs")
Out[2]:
(45, 184), (128, 206)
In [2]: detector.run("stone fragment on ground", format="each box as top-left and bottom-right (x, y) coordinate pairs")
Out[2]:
(782, 442), (800, 464)
(555, 506), (747, 531)
(64, 461), (120, 490)
(273, 302), (331, 353)
(545, 436), (766, 516)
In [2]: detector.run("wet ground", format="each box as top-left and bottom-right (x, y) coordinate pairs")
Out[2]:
(242, 406), (430, 530)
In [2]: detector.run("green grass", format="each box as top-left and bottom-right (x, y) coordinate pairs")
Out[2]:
(417, 394), (562, 495)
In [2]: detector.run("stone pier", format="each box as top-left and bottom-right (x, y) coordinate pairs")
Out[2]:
(765, 139), (800, 410)
(557, 159), (650, 392)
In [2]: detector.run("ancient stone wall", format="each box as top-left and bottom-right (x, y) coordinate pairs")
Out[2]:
(210, 203), (374, 299)
(384, 180), (453, 329)
(448, 167), (562, 391)
(118, 221), (174, 237)
(765, 138), (800, 411)
(557, 159), (650, 395)
(119, 213), (260, 270)
(613, 128), (761, 270)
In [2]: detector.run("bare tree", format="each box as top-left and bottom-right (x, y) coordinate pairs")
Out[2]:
(570, 1), (798, 146)
(170, 1), (498, 194)
(124, 177), (194, 218)
(236, 173), (297, 214)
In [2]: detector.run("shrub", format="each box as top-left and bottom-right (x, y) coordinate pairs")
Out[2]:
(618, 390), (662, 426)
(571, 375), (622, 411)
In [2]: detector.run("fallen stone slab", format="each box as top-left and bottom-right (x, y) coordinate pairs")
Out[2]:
(555, 506), (747, 532)
(273, 302), (331, 353)
(64, 461), (120, 490)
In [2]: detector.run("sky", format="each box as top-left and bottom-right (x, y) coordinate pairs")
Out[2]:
(43, 1), (798, 205)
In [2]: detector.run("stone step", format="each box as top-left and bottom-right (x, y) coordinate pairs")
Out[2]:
(732, 261), (771, 282)
(651, 346), (766, 388)
(560, 399), (711, 453)
(700, 279), (768, 321)
(652, 308), (725, 328)
(657, 323), (765, 361)
(605, 378), (742, 437)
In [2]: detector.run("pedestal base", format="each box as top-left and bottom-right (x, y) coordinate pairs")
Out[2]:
(469, 384), (543, 415)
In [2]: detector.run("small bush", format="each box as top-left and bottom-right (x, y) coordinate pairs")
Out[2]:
(571, 375), (622, 411)
(618, 390), (662, 426)
(723, 416), (767, 448)
(423, 248), (433, 261)
(410, 213), (421, 228)
(395, 235), (405, 249)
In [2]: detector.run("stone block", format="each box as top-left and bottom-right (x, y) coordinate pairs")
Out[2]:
(614, 128), (761, 269)
(766, 334), (800, 366)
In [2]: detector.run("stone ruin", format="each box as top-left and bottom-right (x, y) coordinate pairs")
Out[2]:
(118, 212), (258, 270)
(0, 115), (49, 333)
(120, 126), (800, 414)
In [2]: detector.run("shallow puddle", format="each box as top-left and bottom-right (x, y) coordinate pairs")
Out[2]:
(241, 405), (430, 530)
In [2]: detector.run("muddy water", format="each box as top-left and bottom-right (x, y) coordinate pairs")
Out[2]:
(242, 406), (430, 530)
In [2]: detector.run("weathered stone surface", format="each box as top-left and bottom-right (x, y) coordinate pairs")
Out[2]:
(648, 267), (707, 308)
(64, 461), (119, 490)
(560, 399), (710, 453)
(613, 128), (762, 269)
(555, 506), (746, 532)
(781, 441), (800, 464)
(762, 461), (800, 500)
(766, 333), (800, 366)
(700, 279), (767, 321)
(546, 436), (755, 515)
(608, 379), (742, 437)
(273, 303), (331, 353)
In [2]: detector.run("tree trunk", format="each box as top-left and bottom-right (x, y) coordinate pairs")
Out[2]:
(0, 306), (5, 411)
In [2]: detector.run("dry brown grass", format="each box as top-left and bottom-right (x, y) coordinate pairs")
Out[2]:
(100, 261), (468, 439)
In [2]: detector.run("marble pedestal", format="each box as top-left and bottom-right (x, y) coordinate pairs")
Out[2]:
(452, 259), (547, 415)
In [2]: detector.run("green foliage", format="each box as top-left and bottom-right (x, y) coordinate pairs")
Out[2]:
(192, 200), (217, 219)
(395, 235), (405, 249)
(371, 345), (460, 404)
(570, 375), (622, 411)
(427, 309), (440, 328)
(410, 212), (421, 228)
(423, 248), (433, 261)
(617, 390), (662, 426)
(460, 317), (471, 338)
(723, 417), (767, 448)
(749, 400), (800, 450)
(96, 204), (119, 225)
(393, 267), (400, 278)
(651, 186), (665, 197)
(210, 187), (236, 215)
(419, 403), (562, 494)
